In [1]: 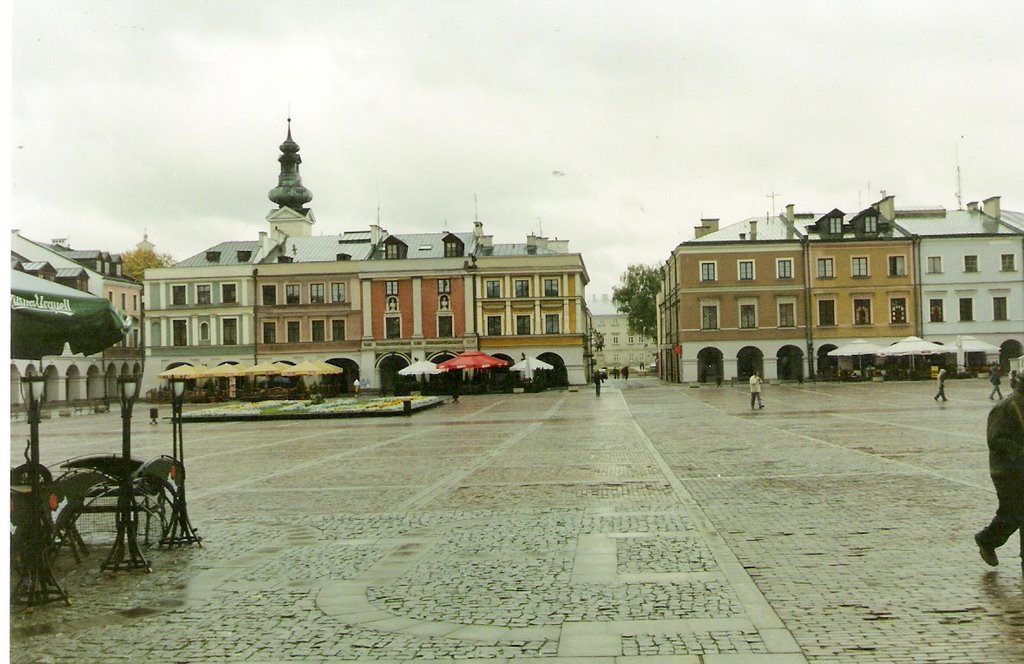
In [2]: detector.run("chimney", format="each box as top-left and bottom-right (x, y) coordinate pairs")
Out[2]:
(785, 204), (795, 224)
(694, 218), (719, 238)
(966, 201), (979, 212)
(876, 194), (895, 220)
(749, 219), (758, 240)
(982, 196), (1001, 220)
(474, 221), (483, 238)
(370, 224), (385, 246)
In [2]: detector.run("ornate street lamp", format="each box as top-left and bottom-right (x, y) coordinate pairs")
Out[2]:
(162, 376), (202, 547)
(101, 374), (150, 572)
(11, 375), (68, 606)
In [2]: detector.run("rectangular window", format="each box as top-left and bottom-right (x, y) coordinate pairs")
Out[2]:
(738, 260), (754, 280)
(197, 284), (211, 304)
(486, 315), (502, 336)
(172, 285), (186, 305)
(701, 305), (718, 330)
(817, 258), (834, 278)
(964, 255), (978, 272)
(120, 293), (126, 310)
(485, 280), (501, 298)
(993, 296), (1008, 321)
(612, 336), (619, 345)
(286, 321), (300, 343)
(385, 316), (401, 339)
(385, 243), (401, 259)
(544, 314), (560, 334)
(699, 262), (717, 282)
(262, 285), (277, 305)
(285, 285), (300, 304)
(1001, 254), (1016, 272)
(818, 300), (835, 326)
(927, 256), (942, 274)
(437, 315), (453, 338)
(311, 320), (325, 342)
(854, 298), (872, 325)
(133, 294), (138, 309)
(776, 259), (793, 279)
(172, 320), (188, 346)
(864, 216), (877, 233)
(543, 278), (559, 296)
(778, 302), (795, 328)
(929, 299), (944, 323)
(890, 298), (907, 324)
(262, 322), (276, 344)
(851, 257), (869, 277)
(385, 281), (399, 296)
(437, 279), (451, 294)
(331, 319), (345, 341)
(888, 256), (906, 277)
(516, 314), (531, 335)
(959, 297), (974, 321)
(514, 279), (530, 297)
(222, 283), (237, 304)
(829, 217), (843, 234)
(222, 319), (238, 345)
(331, 282), (346, 303)
(739, 304), (757, 329)
(310, 283), (325, 304)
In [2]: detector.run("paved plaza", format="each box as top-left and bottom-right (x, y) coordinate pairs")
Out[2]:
(8, 377), (1024, 663)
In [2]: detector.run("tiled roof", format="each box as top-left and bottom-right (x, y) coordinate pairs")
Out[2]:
(175, 241), (263, 267)
(894, 209), (1024, 236)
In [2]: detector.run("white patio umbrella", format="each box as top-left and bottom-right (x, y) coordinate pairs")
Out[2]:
(826, 339), (887, 357)
(956, 335), (1001, 353)
(398, 359), (444, 376)
(878, 336), (949, 357)
(509, 356), (554, 374)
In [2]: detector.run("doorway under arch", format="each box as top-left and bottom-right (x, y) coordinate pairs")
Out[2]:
(697, 347), (724, 383)
(776, 345), (805, 381)
(817, 344), (838, 378)
(377, 353), (410, 395)
(736, 346), (764, 380)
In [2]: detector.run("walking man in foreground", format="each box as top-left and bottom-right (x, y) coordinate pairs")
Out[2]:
(934, 367), (948, 402)
(749, 371), (764, 410)
(975, 375), (1024, 571)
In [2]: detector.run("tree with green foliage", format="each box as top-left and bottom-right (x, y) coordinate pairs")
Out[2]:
(121, 246), (175, 282)
(611, 263), (661, 341)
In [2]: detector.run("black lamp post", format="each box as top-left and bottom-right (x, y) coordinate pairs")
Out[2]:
(12, 375), (69, 606)
(101, 374), (150, 572)
(162, 376), (201, 547)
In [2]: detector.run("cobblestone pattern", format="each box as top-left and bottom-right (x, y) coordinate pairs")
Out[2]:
(581, 511), (697, 534)
(232, 542), (388, 583)
(627, 382), (1024, 664)
(423, 480), (677, 510)
(622, 631), (769, 655)
(367, 556), (744, 625)
(617, 534), (717, 573)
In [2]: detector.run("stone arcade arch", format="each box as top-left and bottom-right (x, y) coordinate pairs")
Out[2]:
(65, 365), (83, 401)
(696, 347), (724, 384)
(776, 345), (805, 381)
(86, 365), (104, 399)
(736, 346), (764, 380)
(1000, 339), (1022, 372)
(377, 353), (410, 395)
(325, 358), (359, 393)
(817, 344), (839, 379)
(536, 352), (568, 387)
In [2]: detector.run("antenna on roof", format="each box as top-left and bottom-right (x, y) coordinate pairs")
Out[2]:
(955, 137), (964, 210)
(765, 191), (781, 218)
(474, 194), (479, 224)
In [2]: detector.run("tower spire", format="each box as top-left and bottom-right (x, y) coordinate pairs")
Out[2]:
(268, 118), (313, 212)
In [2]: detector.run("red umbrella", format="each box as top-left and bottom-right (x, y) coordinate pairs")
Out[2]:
(436, 350), (510, 371)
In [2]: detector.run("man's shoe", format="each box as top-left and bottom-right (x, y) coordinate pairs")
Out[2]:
(975, 534), (999, 567)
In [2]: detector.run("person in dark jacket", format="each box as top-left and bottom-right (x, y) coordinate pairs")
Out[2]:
(974, 378), (1024, 571)
(988, 365), (1003, 401)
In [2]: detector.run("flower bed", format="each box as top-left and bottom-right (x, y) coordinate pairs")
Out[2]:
(182, 396), (446, 422)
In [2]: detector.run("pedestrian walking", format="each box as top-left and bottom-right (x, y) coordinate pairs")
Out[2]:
(594, 369), (603, 397)
(622, 366), (629, 380)
(1012, 370), (1020, 391)
(974, 374), (1024, 572)
(934, 367), (948, 402)
(749, 371), (764, 409)
(989, 365), (1003, 401)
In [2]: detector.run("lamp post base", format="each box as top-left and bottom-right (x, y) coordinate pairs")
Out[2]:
(100, 497), (151, 573)
(11, 538), (69, 607)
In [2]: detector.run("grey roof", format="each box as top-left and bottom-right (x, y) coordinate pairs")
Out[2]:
(380, 232), (476, 259)
(894, 208), (1024, 236)
(55, 267), (88, 277)
(21, 262), (53, 271)
(176, 241), (263, 267)
(269, 235), (375, 263)
(687, 216), (805, 243)
(478, 242), (561, 256)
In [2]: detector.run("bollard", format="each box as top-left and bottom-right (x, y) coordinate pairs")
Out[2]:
(403, 399), (412, 416)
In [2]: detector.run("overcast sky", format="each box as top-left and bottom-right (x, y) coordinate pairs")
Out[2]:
(10, 1), (1024, 296)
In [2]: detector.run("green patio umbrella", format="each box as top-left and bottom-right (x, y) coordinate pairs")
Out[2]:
(10, 270), (132, 360)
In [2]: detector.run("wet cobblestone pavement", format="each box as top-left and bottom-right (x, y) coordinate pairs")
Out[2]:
(8, 378), (1024, 662)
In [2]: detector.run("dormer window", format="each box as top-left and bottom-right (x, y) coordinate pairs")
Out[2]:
(236, 250), (252, 262)
(863, 216), (877, 233)
(444, 236), (464, 257)
(829, 218), (843, 235)
(206, 251), (221, 263)
(384, 237), (408, 259)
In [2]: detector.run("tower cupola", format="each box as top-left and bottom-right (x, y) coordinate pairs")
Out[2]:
(268, 118), (313, 212)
